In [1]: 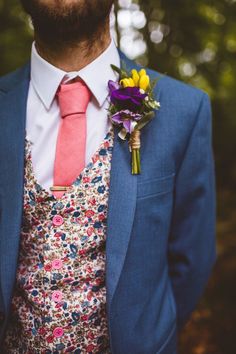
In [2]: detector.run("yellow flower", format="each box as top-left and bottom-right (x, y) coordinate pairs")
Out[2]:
(131, 69), (140, 86)
(120, 78), (135, 87)
(139, 74), (150, 91)
(119, 68), (150, 91)
(139, 69), (147, 77)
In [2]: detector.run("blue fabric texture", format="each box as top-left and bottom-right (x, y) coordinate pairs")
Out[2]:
(0, 52), (216, 353)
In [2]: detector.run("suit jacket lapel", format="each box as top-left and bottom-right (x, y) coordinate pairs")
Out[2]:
(0, 64), (30, 311)
(106, 53), (140, 314)
(105, 127), (138, 313)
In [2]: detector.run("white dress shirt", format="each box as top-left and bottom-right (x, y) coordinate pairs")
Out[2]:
(26, 39), (120, 191)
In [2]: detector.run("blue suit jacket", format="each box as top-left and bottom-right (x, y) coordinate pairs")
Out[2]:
(0, 52), (216, 353)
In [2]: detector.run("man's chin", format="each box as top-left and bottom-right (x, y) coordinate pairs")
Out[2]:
(20, 0), (114, 44)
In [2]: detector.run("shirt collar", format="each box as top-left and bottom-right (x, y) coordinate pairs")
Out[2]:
(30, 38), (120, 110)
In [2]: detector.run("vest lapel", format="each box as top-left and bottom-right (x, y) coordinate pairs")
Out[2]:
(106, 53), (139, 313)
(0, 64), (30, 311)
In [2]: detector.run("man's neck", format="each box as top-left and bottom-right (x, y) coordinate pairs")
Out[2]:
(34, 26), (111, 73)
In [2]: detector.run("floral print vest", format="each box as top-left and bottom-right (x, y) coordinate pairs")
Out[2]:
(3, 128), (114, 354)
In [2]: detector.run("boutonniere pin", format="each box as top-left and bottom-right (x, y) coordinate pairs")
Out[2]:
(108, 64), (160, 174)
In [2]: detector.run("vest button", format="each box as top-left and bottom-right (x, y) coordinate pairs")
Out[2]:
(52, 215), (64, 226)
(52, 290), (63, 303)
(53, 327), (64, 338)
(52, 259), (63, 270)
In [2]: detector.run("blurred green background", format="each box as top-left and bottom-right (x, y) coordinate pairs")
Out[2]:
(1, 0), (235, 353)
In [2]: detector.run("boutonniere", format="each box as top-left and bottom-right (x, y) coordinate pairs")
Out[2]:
(108, 64), (160, 174)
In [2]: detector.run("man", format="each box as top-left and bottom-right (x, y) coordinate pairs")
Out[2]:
(0, 0), (216, 353)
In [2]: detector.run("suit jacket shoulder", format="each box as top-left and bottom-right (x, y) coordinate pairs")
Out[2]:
(0, 62), (30, 94)
(143, 67), (211, 155)
(147, 67), (208, 119)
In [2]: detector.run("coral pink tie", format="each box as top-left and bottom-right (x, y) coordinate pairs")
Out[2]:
(52, 79), (91, 198)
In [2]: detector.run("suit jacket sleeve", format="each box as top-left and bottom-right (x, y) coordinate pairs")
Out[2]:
(168, 92), (217, 330)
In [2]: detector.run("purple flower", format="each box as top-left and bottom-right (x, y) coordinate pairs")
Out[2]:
(108, 80), (121, 93)
(110, 85), (147, 111)
(110, 109), (142, 134)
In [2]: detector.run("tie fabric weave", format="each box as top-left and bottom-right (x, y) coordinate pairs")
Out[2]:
(52, 79), (91, 198)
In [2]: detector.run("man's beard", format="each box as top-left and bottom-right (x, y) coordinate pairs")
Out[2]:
(20, 0), (114, 45)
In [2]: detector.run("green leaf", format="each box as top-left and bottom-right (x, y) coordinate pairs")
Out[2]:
(110, 64), (122, 75)
(110, 63), (129, 80)
(135, 111), (156, 131)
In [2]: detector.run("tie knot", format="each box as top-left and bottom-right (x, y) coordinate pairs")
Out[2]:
(57, 79), (91, 118)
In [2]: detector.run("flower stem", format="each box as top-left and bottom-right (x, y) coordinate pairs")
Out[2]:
(132, 148), (141, 174)
(137, 148), (141, 174)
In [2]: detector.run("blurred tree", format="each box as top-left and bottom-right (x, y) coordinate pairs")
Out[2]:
(0, 0), (32, 74)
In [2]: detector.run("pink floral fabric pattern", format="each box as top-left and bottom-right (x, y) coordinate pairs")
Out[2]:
(3, 128), (114, 354)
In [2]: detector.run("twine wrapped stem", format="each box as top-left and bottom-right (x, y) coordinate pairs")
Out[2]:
(129, 129), (141, 174)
